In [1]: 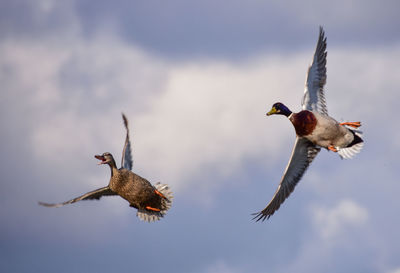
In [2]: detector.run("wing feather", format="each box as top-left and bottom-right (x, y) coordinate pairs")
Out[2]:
(253, 138), (320, 221)
(121, 113), (133, 170)
(302, 26), (328, 115)
(38, 186), (116, 208)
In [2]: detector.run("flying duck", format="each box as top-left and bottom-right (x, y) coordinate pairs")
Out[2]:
(39, 114), (173, 222)
(253, 27), (364, 221)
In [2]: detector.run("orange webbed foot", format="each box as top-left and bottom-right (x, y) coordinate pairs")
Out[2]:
(328, 146), (338, 152)
(145, 206), (161, 212)
(154, 189), (166, 199)
(340, 121), (361, 128)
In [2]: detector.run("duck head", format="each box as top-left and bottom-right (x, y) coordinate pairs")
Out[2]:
(95, 152), (116, 168)
(267, 102), (292, 117)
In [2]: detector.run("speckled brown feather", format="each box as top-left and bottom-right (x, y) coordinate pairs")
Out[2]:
(109, 169), (165, 211)
(38, 114), (172, 222)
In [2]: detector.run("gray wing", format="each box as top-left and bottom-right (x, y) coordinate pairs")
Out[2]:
(121, 113), (133, 170)
(302, 26), (328, 115)
(38, 186), (117, 208)
(253, 137), (320, 221)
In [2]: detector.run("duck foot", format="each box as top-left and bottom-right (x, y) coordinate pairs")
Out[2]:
(146, 206), (161, 212)
(154, 189), (166, 199)
(340, 121), (361, 128)
(328, 146), (338, 152)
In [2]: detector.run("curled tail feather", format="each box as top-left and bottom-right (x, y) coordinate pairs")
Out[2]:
(337, 127), (364, 159)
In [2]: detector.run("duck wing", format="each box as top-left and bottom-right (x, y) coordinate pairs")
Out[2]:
(253, 137), (320, 221)
(38, 186), (117, 208)
(121, 113), (133, 170)
(302, 26), (328, 115)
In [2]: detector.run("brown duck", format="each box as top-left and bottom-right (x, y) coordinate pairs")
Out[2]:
(39, 114), (173, 222)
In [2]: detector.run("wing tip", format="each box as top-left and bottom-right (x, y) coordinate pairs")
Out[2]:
(121, 112), (133, 170)
(38, 201), (61, 208)
(319, 26), (326, 40)
(251, 211), (273, 222)
(122, 112), (129, 130)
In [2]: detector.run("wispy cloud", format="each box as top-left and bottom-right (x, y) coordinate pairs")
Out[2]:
(2, 33), (400, 196)
(311, 199), (369, 240)
(2, 26), (400, 273)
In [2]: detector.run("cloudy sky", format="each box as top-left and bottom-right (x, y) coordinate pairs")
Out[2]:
(1, 0), (400, 272)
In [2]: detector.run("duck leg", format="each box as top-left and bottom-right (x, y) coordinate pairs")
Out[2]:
(328, 146), (338, 152)
(340, 121), (361, 128)
(154, 189), (167, 199)
(145, 206), (161, 212)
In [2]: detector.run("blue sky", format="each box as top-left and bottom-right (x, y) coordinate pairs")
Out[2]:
(1, 1), (400, 272)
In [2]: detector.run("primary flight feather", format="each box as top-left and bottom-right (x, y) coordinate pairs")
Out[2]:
(253, 27), (364, 221)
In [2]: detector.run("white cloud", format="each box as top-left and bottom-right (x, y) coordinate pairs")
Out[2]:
(1, 36), (302, 194)
(2, 3), (400, 273)
(2, 34), (400, 201)
(311, 199), (369, 240)
(132, 58), (304, 192)
(279, 199), (381, 273)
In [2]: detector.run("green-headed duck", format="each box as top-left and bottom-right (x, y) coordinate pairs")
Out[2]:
(253, 27), (363, 221)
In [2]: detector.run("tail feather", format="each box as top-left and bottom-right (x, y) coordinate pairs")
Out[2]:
(155, 183), (173, 211)
(137, 209), (163, 222)
(337, 127), (364, 159)
(136, 183), (173, 222)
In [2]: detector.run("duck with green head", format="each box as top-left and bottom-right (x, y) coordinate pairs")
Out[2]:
(253, 27), (364, 221)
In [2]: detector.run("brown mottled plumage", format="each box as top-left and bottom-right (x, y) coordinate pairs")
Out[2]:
(39, 114), (173, 222)
(98, 152), (171, 214)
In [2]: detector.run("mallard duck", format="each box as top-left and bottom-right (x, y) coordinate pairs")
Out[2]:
(39, 114), (173, 222)
(253, 27), (364, 221)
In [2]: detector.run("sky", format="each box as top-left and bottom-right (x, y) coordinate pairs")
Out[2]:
(1, 0), (400, 272)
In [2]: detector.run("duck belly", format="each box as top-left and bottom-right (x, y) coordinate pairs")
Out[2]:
(306, 118), (354, 149)
(111, 171), (161, 209)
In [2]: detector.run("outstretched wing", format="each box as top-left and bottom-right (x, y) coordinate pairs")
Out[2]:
(302, 26), (328, 115)
(121, 113), (133, 170)
(38, 186), (116, 208)
(253, 137), (320, 221)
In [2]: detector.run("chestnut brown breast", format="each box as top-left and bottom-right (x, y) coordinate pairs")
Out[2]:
(290, 110), (317, 137)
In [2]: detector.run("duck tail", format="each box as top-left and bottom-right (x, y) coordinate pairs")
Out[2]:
(137, 209), (163, 222)
(155, 183), (173, 211)
(337, 127), (364, 159)
(136, 183), (173, 222)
